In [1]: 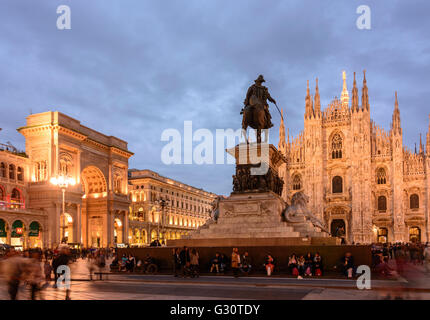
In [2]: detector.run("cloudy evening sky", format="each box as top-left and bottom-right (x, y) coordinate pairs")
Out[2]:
(0, 0), (429, 195)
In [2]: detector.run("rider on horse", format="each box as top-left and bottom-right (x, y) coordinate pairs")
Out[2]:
(241, 75), (276, 129)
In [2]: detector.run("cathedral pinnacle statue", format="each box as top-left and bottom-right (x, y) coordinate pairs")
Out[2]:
(241, 75), (281, 144)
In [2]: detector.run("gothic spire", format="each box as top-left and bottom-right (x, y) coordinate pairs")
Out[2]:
(351, 72), (359, 112)
(419, 133), (423, 154)
(314, 78), (321, 117)
(305, 80), (313, 118)
(427, 114), (430, 155)
(391, 91), (402, 135)
(341, 70), (349, 107)
(278, 108), (286, 154)
(361, 70), (369, 111)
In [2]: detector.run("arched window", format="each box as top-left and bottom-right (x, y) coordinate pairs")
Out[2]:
(377, 228), (388, 243)
(332, 176), (343, 194)
(35, 161), (47, 182)
(0, 163), (6, 178)
(292, 174), (302, 190)
(410, 194), (419, 209)
(114, 176), (122, 194)
(331, 133), (343, 159)
(0, 186), (5, 202)
(9, 164), (15, 180)
(377, 168), (387, 184)
(17, 167), (24, 181)
(377, 196), (387, 212)
(11, 188), (22, 208)
(409, 227), (421, 243)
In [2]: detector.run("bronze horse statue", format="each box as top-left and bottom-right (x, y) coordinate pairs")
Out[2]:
(241, 75), (277, 144)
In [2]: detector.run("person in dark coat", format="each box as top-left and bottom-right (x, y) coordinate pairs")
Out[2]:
(341, 252), (355, 278)
(179, 246), (190, 277)
(172, 248), (181, 277)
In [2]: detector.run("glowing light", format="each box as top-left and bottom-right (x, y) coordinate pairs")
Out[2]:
(67, 215), (73, 223)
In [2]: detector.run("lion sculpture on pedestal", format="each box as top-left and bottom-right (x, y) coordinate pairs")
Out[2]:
(281, 191), (330, 234)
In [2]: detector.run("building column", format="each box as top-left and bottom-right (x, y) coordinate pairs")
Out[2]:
(76, 204), (81, 245)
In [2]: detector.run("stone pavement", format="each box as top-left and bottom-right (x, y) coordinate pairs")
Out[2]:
(0, 258), (429, 300)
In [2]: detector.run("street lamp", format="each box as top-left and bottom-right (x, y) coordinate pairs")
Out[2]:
(155, 199), (167, 243)
(50, 174), (76, 243)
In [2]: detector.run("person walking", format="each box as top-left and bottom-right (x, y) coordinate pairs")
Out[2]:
(231, 248), (241, 278)
(179, 246), (190, 277)
(172, 248), (181, 277)
(424, 244), (430, 273)
(190, 249), (200, 278)
(3, 249), (27, 300)
(28, 250), (44, 300)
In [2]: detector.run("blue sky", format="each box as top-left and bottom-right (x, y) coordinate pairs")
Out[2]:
(0, 0), (429, 195)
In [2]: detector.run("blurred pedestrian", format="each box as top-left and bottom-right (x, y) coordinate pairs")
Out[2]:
(190, 248), (199, 278)
(231, 248), (240, 278)
(3, 249), (27, 300)
(44, 259), (52, 283)
(172, 248), (181, 277)
(28, 251), (43, 300)
(424, 244), (430, 273)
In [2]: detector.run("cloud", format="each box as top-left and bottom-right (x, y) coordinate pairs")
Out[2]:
(0, 0), (429, 195)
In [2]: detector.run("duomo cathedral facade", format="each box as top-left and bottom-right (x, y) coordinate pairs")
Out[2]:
(278, 71), (430, 244)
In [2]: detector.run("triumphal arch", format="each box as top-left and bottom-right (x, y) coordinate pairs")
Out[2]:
(18, 111), (133, 248)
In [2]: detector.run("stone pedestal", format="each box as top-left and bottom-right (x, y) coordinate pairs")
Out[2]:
(191, 191), (299, 239)
(167, 143), (339, 247)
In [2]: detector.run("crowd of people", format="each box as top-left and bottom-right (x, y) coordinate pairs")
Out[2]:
(1, 241), (429, 300)
(173, 247), (356, 279)
(0, 245), (116, 300)
(371, 242), (430, 276)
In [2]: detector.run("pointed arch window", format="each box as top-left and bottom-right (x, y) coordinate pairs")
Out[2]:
(292, 174), (302, 190)
(331, 133), (343, 159)
(377, 168), (387, 184)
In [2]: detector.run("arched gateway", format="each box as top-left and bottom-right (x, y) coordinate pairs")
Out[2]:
(18, 111), (133, 248)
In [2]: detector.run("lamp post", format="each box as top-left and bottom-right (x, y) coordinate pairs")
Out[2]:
(50, 174), (76, 243)
(156, 199), (167, 243)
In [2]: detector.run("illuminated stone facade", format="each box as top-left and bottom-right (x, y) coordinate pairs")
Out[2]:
(0, 144), (48, 249)
(278, 71), (430, 244)
(128, 169), (217, 246)
(7, 111), (134, 248)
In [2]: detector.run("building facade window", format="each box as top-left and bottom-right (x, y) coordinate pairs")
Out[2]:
(332, 176), (343, 194)
(0, 186), (5, 201)
(377, 196), (387, 212)
(410, 194), (419, 209)
(292, 174), (301, 190)
(17, 167), (24, 181)
(9, 164), (15, 180)
(0, 163), (6, 178)
(409, 226), (421, 243)
(331, 133), (343, 159)
(35, 161), (47, 182)
(377, 228), (388, 243)
(377, 168), (387, 184)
